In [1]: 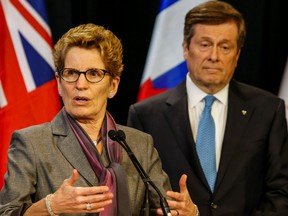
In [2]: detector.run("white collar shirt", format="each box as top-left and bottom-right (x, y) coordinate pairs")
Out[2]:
(186, 73), (229, 171)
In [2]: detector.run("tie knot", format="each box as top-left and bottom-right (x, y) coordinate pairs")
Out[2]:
(204, 95), (215, 108)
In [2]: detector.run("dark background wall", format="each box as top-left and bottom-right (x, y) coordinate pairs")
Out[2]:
(45, 0), (287, 125)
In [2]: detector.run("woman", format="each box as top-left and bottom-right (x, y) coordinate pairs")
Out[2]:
(0, 24), (196, 216)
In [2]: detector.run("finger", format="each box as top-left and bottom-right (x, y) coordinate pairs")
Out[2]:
(84, 198), (113, 211)
(166, 174), (188, 200)
(65, 169), (79, 186)
(179, 174), (188, 194)
(156, 207), (179, 216)
(156, 207), (164, 215)
(82, 201), (109, 211)
(84, 190), (113, 202)
(174, 209), (180, 216)
(79, 185), (111, 197)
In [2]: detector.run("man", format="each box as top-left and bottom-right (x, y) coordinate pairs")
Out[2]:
(127, 1), (288, 215)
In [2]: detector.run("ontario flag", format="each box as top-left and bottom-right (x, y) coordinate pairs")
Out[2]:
(0, 0), (61, 187)
(137, 0), (209, 101)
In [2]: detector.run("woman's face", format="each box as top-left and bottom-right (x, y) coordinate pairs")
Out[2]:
(56, 47), (120, 123)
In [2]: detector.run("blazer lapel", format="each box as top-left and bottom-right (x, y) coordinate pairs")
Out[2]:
(164, 95), (194, 160)
(51, 109), (98, 186)
(215, 81), (254, 192)
(164, 81), (208, 186)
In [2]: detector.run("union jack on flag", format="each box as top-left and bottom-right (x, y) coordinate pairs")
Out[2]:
(0, 0), (61, 187)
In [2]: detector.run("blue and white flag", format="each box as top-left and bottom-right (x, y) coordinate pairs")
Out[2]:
(137, 0), (209, 101)
(279, 58), (288, 124)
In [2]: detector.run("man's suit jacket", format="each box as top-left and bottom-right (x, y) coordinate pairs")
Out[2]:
(0, 109), (171, 216)
(127, 79), (288, 216)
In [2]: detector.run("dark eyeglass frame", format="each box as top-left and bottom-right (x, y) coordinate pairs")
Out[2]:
(59, 68), (110, 83)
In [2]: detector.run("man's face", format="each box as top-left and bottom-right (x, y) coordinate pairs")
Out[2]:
(183, 21), (240, 94)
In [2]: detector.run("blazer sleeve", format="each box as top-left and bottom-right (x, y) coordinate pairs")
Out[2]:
(0, 130), (38, 216)
(253, 100), (288, 215)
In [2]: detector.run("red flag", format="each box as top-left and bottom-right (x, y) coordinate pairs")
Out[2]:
(0, 0), (61, 187)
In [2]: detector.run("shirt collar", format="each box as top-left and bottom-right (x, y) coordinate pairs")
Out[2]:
(186, 73), (229, 107)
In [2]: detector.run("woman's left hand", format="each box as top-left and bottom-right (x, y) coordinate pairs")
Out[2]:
(156, 174), (198, 216)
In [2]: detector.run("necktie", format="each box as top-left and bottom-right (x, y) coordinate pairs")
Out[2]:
(196, 95), (216, 191)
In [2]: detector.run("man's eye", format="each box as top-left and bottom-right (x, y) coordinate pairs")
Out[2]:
(66, 70), (78, 75)
(219, 44), (232, 54)
(198, 42), (211, 51)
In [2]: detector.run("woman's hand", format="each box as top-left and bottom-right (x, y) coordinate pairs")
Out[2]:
(50, 169), (113, 214)
(156, 174), (199, 216)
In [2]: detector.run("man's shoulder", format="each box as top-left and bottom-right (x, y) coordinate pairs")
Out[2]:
(231, 80), (281, 100)
(117, 125), (153, 147)
(129, 89), (176, 115)
(132, 80), (187, 108)
(118, 124), (151, 137)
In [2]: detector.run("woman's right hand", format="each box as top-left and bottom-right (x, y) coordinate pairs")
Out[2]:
(49, 169), (113, 214)
(156, 174), (199, 216)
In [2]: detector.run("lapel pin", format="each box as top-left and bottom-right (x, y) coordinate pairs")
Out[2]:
(241, 110), (247, 115)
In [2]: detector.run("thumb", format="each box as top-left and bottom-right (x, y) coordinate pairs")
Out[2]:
(65, 169), (79, 186)
(179, 174), (188, 194)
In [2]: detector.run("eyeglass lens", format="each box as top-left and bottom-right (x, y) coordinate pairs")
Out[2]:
(61, 68), (107, 83)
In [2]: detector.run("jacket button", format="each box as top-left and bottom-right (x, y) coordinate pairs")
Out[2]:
(211, 203), (218, 209)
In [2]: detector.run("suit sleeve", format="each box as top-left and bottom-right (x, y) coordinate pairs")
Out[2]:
(253, 100), (288, 215)
(145, 133), (172, 212)
(127, 105), (145, 130)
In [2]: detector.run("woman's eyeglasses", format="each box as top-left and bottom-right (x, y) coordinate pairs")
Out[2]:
(59, 68), (110, 83)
